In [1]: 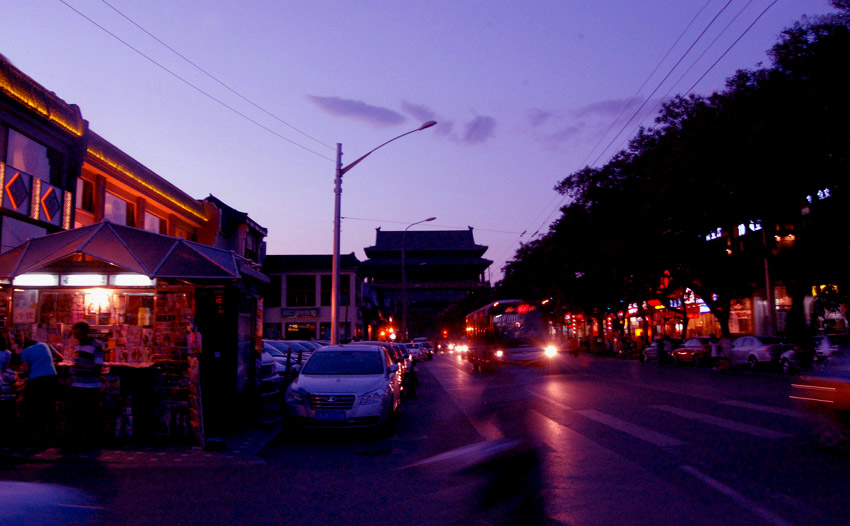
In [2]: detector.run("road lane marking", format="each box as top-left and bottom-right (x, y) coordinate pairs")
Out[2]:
(529, 391), (686, 447)
(720, 400), (808, 419)
(681, 466), (795, 526)
(575, 409), (687, 447)
(652, 405), (792, 439)
(528, 391), (574, 411)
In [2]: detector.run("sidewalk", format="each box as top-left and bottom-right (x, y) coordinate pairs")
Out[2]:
(0, 423), (281, 469)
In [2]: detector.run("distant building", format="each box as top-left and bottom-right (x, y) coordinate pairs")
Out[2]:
(262, 254), (363, 341)
(361, 227), (492, 339)
(202, 194), (267, 265)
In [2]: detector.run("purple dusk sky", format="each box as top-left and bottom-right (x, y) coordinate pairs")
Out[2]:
(1, 1), (836, 281)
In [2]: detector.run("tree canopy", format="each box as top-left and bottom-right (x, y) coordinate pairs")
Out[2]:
(496, 9), (850, 337)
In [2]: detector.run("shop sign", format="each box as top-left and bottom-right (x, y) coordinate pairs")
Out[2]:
(281, 308), (318, 318)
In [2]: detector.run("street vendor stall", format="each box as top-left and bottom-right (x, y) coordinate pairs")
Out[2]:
(0, 221), (267, 447)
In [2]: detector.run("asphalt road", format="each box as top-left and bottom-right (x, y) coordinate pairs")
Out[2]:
(1, 353), (848, 526)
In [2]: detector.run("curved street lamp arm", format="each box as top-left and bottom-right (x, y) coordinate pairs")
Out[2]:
(339, 121), (437, 177)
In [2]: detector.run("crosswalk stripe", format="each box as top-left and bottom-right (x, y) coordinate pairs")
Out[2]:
(530, 392), (686, 447)
(682, 466), (796, 526)
(575, 409), (687, 447)
(652, 405), (793, 439)
(720, 400), (808, 419)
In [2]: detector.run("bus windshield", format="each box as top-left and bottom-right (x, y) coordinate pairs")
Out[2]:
(493, 310), (548, 346)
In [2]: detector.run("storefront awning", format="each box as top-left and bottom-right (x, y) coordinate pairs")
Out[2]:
(0, 221), (241, 280)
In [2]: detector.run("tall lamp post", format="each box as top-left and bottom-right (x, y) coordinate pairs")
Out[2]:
(331, 121), (437, 345)
(402, 216), (436, 342)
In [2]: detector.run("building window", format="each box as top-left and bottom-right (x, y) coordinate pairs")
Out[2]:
(245, 232), (260, 262)
(6, 129), (50, 182)
(143, 211), (166, 234)
(321, 274), (350, 306)
(174, 226), (196, 241)
(266, 275), (282, 308)
(286, 275), (315, 307)
(75, 178), (95, 213)
(104, 192), (135, 227)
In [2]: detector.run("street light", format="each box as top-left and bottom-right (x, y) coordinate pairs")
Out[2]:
(331, 121), (437, 345)
(402, 216), (436, 342)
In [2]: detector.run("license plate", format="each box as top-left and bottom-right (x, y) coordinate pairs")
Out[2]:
(315, 410), (346, 422)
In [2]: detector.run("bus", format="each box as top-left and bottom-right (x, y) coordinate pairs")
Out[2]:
(465, 299), (559, 371)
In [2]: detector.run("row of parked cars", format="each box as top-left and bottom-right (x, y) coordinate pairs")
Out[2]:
(638, 333), (850, 374)
(258, 339), (431, 430)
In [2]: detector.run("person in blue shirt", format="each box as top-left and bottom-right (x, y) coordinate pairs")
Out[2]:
(19, 338), (63, 449)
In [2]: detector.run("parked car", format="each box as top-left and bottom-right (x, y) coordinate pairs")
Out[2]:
(284, 344), (402, 429)
(256, 350), (282, 425)
(413, 338), (434, 360)
(672, 337), (712, 366)
(730, 336), (794, 370)
(262, 342), (294, 384)
(412, 338), (434, 360)
(353, 341), (414, 397)
(780, 344), (816, 375)
(812, 333), (850, 361)
(405, 343), (428, 361)
(642, 338), (682, 363)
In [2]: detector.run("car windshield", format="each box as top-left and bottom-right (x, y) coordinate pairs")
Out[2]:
(263, 346), (286, 358)
(756, 337), (786, 344)
(302, 351), (384, 375)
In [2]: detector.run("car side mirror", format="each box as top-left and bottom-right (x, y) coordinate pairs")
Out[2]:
(388, 364), (399, 373)
(292, 364), (302, 375)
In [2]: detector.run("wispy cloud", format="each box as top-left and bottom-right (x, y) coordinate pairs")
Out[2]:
(461, 115), (496, 144)
(574, 97), (645, 118)
(544, 124), (584, 145)
(307, 95), (405, 127)
(528, 108), (555, 128)
(401, 101), (436, 123)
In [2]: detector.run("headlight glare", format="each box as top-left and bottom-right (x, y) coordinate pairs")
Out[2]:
(545, 346), (558, 358)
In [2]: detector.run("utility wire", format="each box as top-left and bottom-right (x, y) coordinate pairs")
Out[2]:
(57, 0), (335, 162)
(683, 0), (779, 95)
(518, 0), (748, 272)
(521, 0), (720, 253)
(590, 0), (736, 168)
(99, 0), (334, 153)
(580, 0), (714, 168)
(607, 0), (776, 161)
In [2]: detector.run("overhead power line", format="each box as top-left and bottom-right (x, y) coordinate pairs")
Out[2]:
(518, 0), (771, 270)
(57, 0), (335, 162)
(580, 0), (714, 168)
(590, 0), (737, 168)
(99, 0), (334, 153)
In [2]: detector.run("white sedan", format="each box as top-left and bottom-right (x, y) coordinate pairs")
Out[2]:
(285, 345), (402, 429)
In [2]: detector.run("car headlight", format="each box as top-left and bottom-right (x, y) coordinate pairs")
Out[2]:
(360, 388), (386, 405)
(545, 345), (558, 358)
(285, 388), (305, 404)
(495, 350), (504, 358)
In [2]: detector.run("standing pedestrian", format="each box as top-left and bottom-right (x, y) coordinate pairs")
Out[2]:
(65, 322), (104, 452)
(709, 334), (722, 369)
(19, 337), (63, 450)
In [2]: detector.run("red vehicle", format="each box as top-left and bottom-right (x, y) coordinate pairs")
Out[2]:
(671, 337), (712, 366)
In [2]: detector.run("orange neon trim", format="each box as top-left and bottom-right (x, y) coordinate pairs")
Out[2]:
(4, 171), (22, 209)
(40, 186), (55, 221)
